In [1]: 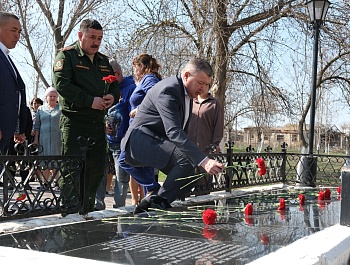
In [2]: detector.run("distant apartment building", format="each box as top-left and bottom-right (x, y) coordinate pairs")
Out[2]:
(227, 124), (348, 152)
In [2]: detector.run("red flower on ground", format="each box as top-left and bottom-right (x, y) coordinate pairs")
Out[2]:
(324, 188), (331, 200)
(337, 186), (342, 195)
(278, 198), (286, 210)
(279, 209), (286, 220)
(319, 201), (326, 210)
(244, 216), (254, 225)
(298, 194), (305, 205)
(261, 234), (270, 245)
(318, 190), (325, 201)
(256, 157), (267, 176)
(244, 203), (253, 215)
(16, 193), (26, 201)
(202, 209), (217, 225)
(203, 227), (218, 239)
(337, 186), (341, 200)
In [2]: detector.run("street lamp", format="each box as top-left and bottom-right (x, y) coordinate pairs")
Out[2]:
(299, 0), (330, 187)
(307, 0), (330, 156)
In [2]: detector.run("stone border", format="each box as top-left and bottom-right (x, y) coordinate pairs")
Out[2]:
(247, 224), (350, 265)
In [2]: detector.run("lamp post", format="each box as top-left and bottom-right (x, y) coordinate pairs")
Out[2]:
(307, 0), (330, 155)
(300, 0), (330, 187)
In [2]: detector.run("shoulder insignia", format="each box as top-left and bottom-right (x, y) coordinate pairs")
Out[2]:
(60, 45), (75, 52)
(97, 52), (109, 60)
(53, 59), (64, 71)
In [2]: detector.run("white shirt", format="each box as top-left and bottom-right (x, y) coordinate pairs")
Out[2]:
(0, 42), (16, 77)
(184, 89), (190, 129)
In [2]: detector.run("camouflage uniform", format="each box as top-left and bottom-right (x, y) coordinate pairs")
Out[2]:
(53, 41), (119, 211)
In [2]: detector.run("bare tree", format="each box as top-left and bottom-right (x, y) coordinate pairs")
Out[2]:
(6, 0), (120, 97)
(3, 0), (350, 153)
(122, 0), (350, 151)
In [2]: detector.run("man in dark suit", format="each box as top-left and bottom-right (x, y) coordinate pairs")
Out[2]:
(120, 58), (225, 213)
(0, 12), (27, 186)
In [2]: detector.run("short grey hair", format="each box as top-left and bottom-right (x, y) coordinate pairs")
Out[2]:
(109, 60), (122, 72)
(0, 12), (19, 27)
(181, 58), (213, 77)
(45, 86), (58, 97)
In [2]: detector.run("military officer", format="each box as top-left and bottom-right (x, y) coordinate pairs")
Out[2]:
(53, 19), (119, 212)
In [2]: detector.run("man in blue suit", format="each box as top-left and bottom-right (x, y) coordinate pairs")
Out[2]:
(120, 58), (225, 213)
(0, 12), (27, 185)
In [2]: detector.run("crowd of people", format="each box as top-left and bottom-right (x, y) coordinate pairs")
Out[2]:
(0, 12), (225, 213)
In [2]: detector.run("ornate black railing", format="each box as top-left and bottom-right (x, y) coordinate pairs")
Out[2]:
(189, 146), (344, 197)
(0, 137), (95, 221)
(0, 154), (83, 220)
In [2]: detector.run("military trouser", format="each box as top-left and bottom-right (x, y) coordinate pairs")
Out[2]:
(60, 114), (107, 212)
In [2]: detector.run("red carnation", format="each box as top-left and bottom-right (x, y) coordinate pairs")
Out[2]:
(279, 209), (286, 220)
(244, 203), (253, 215)
(261, 234), (269, 245)
(319, 201), (326, 210)
(102, 75), (117, 94)
(298, 194), (305, 205)
(278, 198), (286, 210)
(324, 188), (331, 200)
(244, 216), (254, 225)
(203, 227), (217, 239)
(337, 186), (341, 194)
(202, 209), (217, 225)
(16, 193), (26, 201)
(256, 157), (267, 176)
(102, 75), (117, 84)
(318, 190), (325, 201)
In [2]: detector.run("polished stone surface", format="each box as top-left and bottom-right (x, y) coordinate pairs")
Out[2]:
(0, 188), (341, 264)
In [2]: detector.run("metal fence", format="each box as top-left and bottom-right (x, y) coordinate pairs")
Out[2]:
(187, 148), (344, 197)
(0, 142), (346, 220)
(0, 139), (94, 221)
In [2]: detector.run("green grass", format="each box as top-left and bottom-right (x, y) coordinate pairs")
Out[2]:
(158, 171), (167, 182)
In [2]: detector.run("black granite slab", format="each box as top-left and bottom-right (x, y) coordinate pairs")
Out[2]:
(0, 188), (341, 264)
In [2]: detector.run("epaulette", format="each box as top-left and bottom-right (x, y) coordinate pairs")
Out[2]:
(97, 51), (108, 59)
(60, 45), (75, 52)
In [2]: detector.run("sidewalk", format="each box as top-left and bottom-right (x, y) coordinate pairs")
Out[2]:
(104, 191), (133, 209)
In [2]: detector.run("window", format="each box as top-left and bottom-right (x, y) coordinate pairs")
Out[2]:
(277, 135), (284, 141)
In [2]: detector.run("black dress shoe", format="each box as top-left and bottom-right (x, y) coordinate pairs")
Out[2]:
(134, 195), (172, 214)
(133, 199), (151, 214)
(146, 185), (160, 196)
(150, 196), (172, 210)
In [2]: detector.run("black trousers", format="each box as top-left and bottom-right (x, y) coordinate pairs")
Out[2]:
(157, 147), (196, 203)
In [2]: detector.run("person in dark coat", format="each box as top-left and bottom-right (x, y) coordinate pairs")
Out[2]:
(0, 12), (27, 187)
(119, 58), (225, 213)
(7, 106), (33, 190)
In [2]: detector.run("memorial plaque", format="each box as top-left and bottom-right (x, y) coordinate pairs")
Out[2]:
(0, 188), (341, 264)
